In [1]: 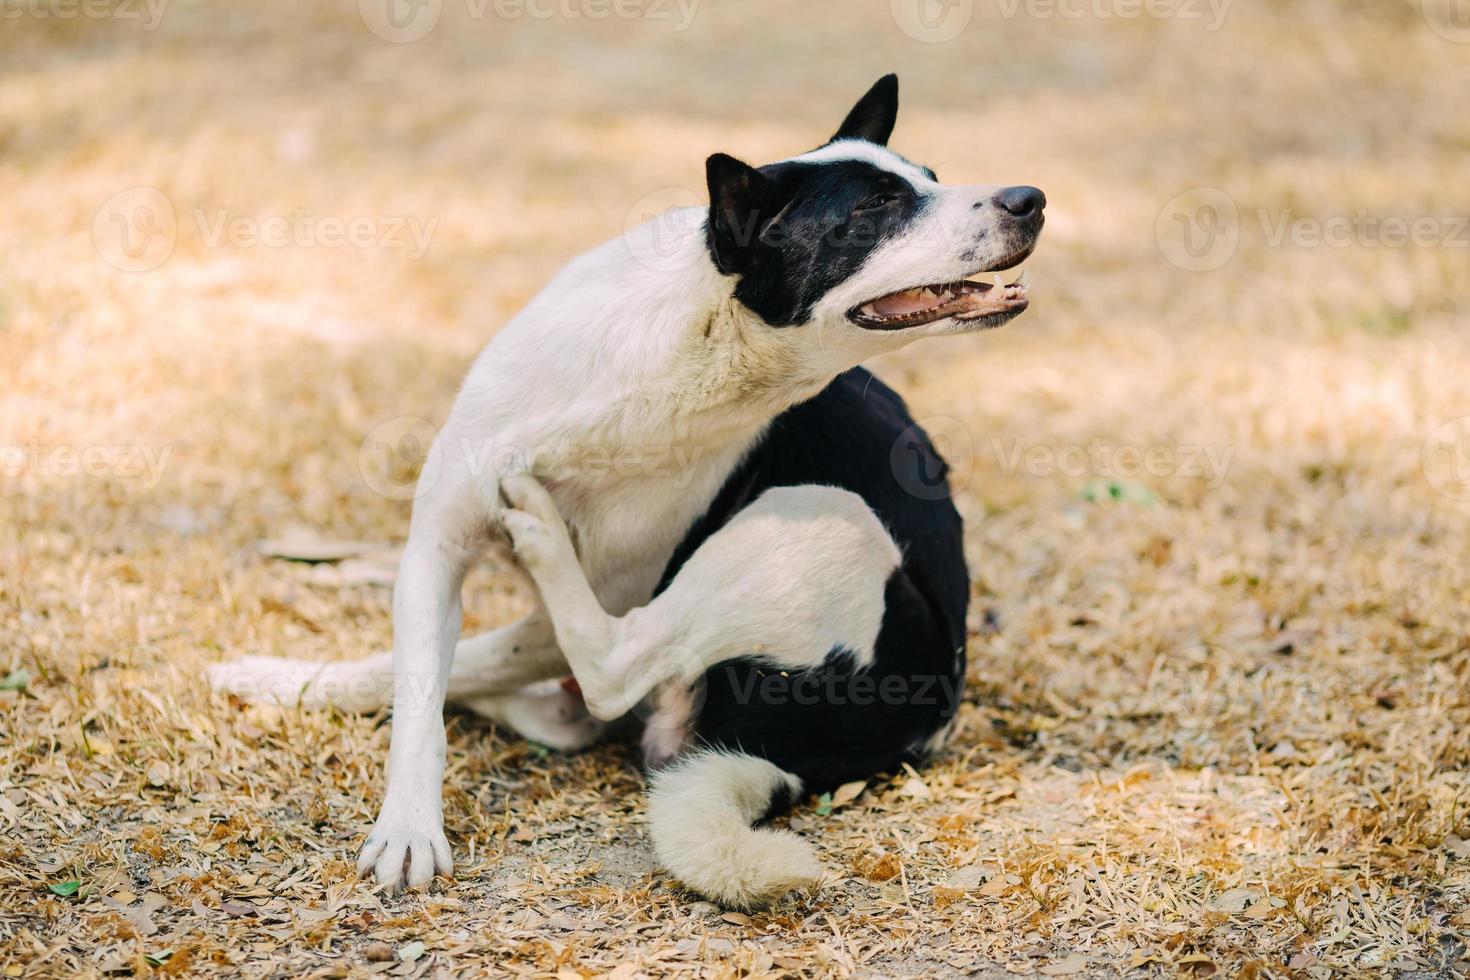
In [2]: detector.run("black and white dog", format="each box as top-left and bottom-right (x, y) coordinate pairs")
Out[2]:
(211, 74), (1044, 908)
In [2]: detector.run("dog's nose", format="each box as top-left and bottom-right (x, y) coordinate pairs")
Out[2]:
(994, 185), (1046, 218)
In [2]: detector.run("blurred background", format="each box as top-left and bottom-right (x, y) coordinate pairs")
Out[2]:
(2, 1), (1468, 975)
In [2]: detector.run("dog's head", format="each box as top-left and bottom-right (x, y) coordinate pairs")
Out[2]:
(706, 74), (1043, 338)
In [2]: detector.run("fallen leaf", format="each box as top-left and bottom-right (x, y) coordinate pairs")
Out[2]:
(257, 531), (390, 563)
(855, 852), (902, 882)
(1127, 950), (1161, 968)
(1039, 954), (1089, 975)
(397, 940), (426, 963)
(942, 866), (987, 891)
(898, 777), (930, 799)
(1208, 887), (1257, 913)
(1244, 895), (1277, 919)
(48, 880), (80, 897)
(363, 942), (395, 962)
(1180, 954), (1218, 976)
(933, 886), (966, 908)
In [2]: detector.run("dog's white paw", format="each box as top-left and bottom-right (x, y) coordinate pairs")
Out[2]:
(207, 653), (393, 711)
(499, 473), (563, 524)
(208, 655), (326, 706)
(498, 474), (575, 568)
(464, 678), (606, 751)
(357, 816), (453, 893)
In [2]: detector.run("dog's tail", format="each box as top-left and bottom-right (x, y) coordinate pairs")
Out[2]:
(647, 749), (824, 909)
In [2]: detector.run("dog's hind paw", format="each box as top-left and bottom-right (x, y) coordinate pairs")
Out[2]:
(463, 678), (607, 751)
(207, 653), (393, 711)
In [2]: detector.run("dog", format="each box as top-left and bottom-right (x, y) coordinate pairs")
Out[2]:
(210, 73), (1045, 908)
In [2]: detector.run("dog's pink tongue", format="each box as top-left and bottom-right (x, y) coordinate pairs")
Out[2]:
(869, 289), (936, 317)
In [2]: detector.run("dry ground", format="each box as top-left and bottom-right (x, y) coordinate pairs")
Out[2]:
(3, 1), (1470, 976)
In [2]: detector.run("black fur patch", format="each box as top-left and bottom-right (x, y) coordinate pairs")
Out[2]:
(652, 368), (970, 796)
(706, 156), (933, 327)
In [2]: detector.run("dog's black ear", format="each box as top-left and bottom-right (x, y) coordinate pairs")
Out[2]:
(705, 152), (772, 275)
(831, 73), (899, 146)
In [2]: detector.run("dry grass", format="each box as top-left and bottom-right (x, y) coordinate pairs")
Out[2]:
(3, 1), (1470, 976)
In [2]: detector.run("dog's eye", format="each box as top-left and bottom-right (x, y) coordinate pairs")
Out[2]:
(854, 193), (897, 213)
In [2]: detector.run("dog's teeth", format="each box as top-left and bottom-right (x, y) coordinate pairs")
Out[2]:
(1014, 268), (1028, 286)
(993, 273), (1005, 289)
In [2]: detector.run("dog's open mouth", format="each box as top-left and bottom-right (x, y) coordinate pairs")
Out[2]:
(849, 268), (1029, 330)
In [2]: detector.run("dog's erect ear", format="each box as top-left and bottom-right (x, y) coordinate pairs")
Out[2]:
(705, 152), (773, 275)
(831, 73), (899, 146)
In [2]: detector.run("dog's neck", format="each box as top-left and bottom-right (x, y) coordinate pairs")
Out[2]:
(469, 210), (870, 470)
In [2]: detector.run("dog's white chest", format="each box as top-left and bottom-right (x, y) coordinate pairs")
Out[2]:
(547, 436), (754, 616)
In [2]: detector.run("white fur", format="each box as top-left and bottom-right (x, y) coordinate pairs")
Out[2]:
(211, 138), (1011, 894)
(647, 750), (822, 909)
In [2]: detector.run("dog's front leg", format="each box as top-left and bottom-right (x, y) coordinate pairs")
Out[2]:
(357, 448), (493, 892)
